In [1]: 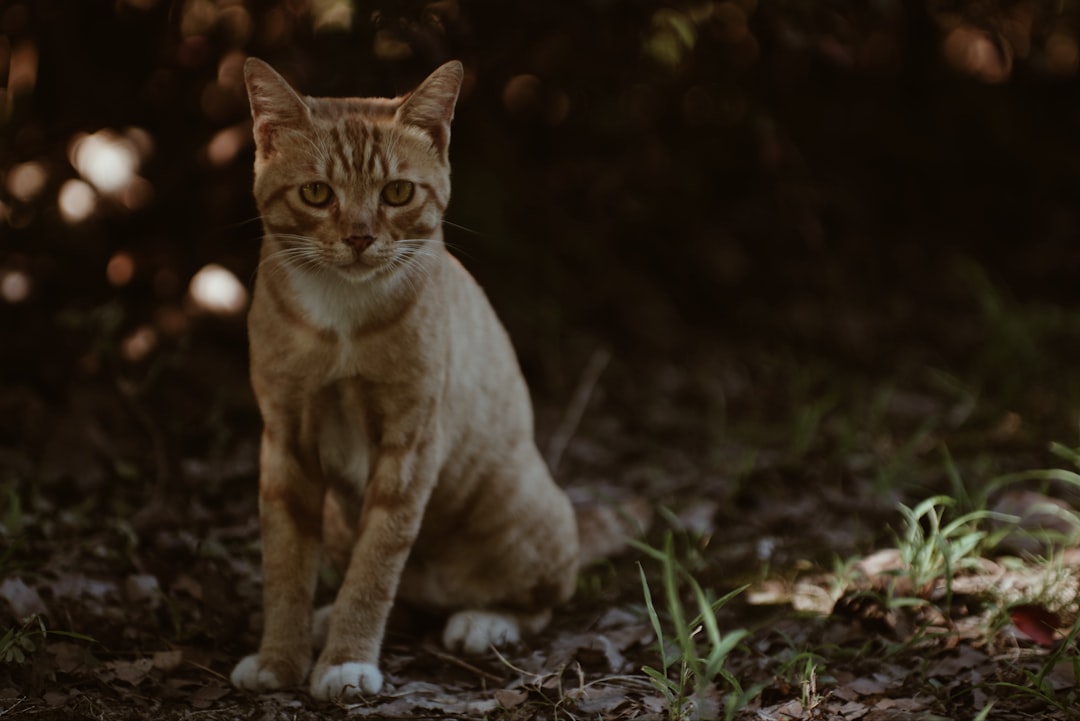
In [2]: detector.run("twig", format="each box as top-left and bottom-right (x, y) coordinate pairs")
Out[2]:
(0, 697), (29, 718)
(423, 644), (508, 684)
(184, 658), (230, 682)
(546, 346), (612, 475)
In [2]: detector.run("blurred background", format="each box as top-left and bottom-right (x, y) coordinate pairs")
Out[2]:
(4, 0), (1080, 503)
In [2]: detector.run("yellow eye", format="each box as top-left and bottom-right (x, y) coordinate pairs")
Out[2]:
(381, 180), (415, 207)
(299, 182), (333, 207)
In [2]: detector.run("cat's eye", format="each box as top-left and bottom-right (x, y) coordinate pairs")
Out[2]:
(299, 182), (333, 207)
(381, 180), (415, 207)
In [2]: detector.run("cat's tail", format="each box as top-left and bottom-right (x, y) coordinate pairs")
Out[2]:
(568, 487), (653, 565)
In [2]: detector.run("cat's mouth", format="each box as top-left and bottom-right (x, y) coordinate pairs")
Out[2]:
(331, 253), (389, 281)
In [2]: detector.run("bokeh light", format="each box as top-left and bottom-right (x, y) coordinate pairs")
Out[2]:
(1045, 31), (1080, 76)
(106, 251), (136, 287)
(188, 263), (248, 315)
(502, 74), (541, 116)
(58, 179), (97, 224)
(646, 9), (697, 69)
(69, 130), (140, 194)
(121, 324), (158, 362)
(0, 269), (31, 303)
(944, 25), (1012, 83)
(180, 0), (219, 38)
(312, 0), (354, 32)
(5, 161), (47, 201)
(206, 124), (248, 166)
(7, 38), (37, 96)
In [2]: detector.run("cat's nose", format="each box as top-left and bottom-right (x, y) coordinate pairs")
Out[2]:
(343, 234), (376, 253)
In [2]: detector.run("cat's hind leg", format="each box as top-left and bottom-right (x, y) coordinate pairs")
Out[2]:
(442, 608), (551, 655)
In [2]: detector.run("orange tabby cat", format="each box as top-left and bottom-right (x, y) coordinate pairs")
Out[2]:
(230, 58), (581, 701)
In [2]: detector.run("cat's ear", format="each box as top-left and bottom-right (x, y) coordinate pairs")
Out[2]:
(244, 58), (311, 158)
(397, 61), (464, 156)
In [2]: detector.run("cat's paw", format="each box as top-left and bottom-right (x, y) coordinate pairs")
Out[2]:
(231, 653), (308, 691)
(311, 662), (383, 701)
(442, 610), (521, 655)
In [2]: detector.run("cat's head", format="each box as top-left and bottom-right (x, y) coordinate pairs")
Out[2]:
(243, 58), (463, 283)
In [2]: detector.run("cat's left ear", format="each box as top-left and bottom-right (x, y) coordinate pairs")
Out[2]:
(397, 61), (464, 157)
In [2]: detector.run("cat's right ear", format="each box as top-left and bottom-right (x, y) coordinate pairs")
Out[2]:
(244, 58), (311, 158)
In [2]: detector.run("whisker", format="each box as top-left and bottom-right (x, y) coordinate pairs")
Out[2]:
(402, 236), (472, 259)
(219, 216), (266, 232)
(441, 219), (481, 236)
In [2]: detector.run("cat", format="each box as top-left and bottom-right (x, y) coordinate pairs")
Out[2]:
(230, 57), (584, 701)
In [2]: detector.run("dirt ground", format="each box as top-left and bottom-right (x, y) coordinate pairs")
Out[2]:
(4, 295), (1080, 720)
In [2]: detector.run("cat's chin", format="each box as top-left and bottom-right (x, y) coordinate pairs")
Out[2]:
(331, 259), (389, 284)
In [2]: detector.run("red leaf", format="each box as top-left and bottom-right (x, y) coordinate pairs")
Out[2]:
(1010, 604), (1061, 647)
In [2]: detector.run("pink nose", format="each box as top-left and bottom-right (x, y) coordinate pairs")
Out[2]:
(344, 234), (375, 253)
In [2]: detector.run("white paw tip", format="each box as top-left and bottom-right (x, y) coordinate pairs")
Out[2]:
(230, 654), (281, 690)
(312, 662), (383, 701)
(443, 610), (521, 655)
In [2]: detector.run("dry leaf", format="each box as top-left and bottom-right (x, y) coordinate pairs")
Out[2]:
(170, 574), (203, 600)
(1010, 604), (1061, 647)
(0, 577), (47, 618)
(125, 574), (162, 606)
(43, 690), (70, 707)
(47, 573), (117, 601)
(493, 688), (528, 709)
(847, 676), (889, 696)
(837, 699), (869, 719)
(49, 641), (92, 674)
(992, 490), (1078, 554)
(152, 649), (183, 672)
(102, 657), (154, 686)
(191, 684), (231, 709)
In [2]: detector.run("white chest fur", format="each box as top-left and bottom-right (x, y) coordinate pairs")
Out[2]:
(286, 265), (377, 335)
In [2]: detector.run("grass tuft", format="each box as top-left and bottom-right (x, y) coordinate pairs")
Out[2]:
(634, 531), (757, 720)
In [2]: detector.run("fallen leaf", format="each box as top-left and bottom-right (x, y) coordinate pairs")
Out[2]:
(595, 606), (639, 629)
(191, 683), (231, 708)
(569, 682), (644, 715)
(101, 657), (154, 686)
(847, 676), (889, 696)
(47, 573), (117, 601)
(43, 690), (69, 706)
(49, 641), (93, 674)
(493, 688), (528, 709)
(1010, 604), (1061, 647)
(152, 649), (183, 672)
(170, 574), (203, 601)
(993, 491), (1078, 554)
(579, 634), (626, 673)
(674, 499), (719, 536)
(837, 700), (868, 719)
(0, 577), (47, 618)
(550, 632), (626, 671)
(125, 574), (161, 606)
(769, 699), (804, 719)
(879, 696), (932, 712)
(926, 645), (988, 677)
(1048, 658), (1077, 690)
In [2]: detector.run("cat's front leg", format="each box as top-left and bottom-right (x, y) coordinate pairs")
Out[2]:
(309, 438), (437, 701)
(232, 426), (324, 691)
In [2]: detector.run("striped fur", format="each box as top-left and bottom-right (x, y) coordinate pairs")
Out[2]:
(231, 59), (580, 702)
